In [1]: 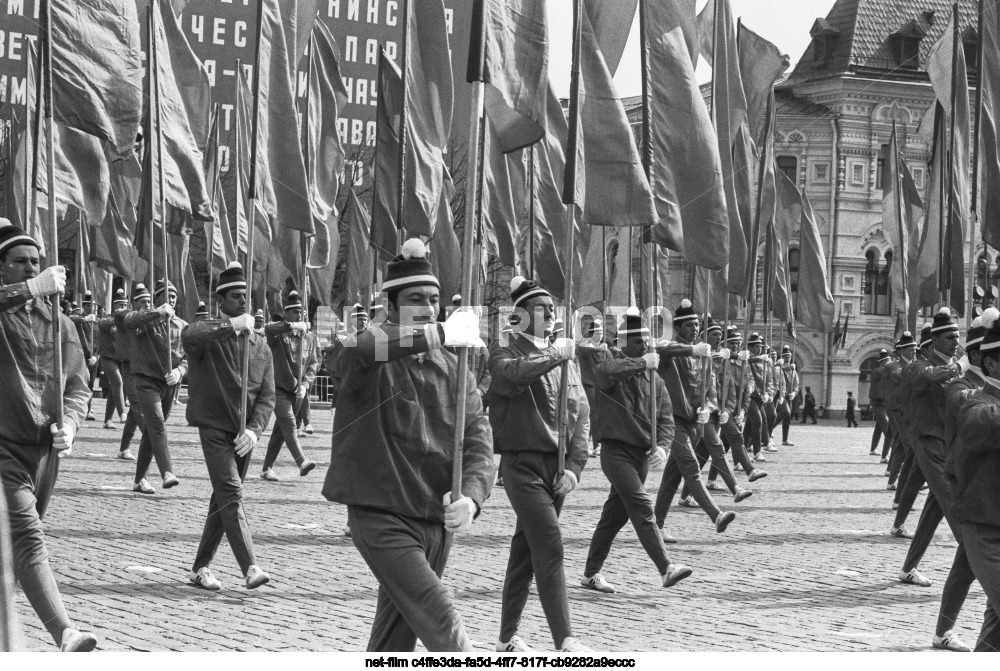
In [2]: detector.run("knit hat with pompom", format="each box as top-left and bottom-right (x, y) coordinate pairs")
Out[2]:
(509, 275), (551, 309)
(673, 298), (698, 325)
(216, 262), (246, 294)
(383, 238), (439, 293)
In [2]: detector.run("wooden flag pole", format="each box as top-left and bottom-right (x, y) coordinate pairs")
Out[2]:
(299, 32), (316, 400)
(970, 0), (987, 319)
(638, 0), (658, 454)
(528, 146), (536, 280)
(943, 4), (960, 308)
(151, 0), (171, 359)
(239, 0), (266, 433)
(555, 0), (585, 479)
(207, 103), (222, 316)
(42, 0), (63, 429)
(29, 42), (42, 254)
(450, 0), (488, 500)
(396, 0), (411, 241)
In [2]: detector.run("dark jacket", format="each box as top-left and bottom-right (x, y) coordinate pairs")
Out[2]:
(576, 343), (612, 408)
(883, 358), (907, 414)
(70, 313), (97, 361)
(123, 309), (188, 381)
(953, 382), (1000, 527)
(111, 308), (135, 364)
(714, 351), (752, 415)
(908, 350), (962, 442)
(943, 367), (987, 479)
(804, 389), (816, 409)
(264, 322), (319, 393)
(868, 360), (886, 406)
(591, 349), (673, 451)
(182, 316), (274, 438)
(322, 322), (495, 523)
(747, 356), (768, 401)
(656, 340), (715, 422)
(0, 286), (90, 443)
(488, 334), (589, 479)
(96, 315), (118, 358)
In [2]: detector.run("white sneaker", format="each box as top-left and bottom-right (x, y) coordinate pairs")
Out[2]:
(580, 573), (616, 593)
(260, 468), (280, 482)
(890, 525), (912, 539)
(932, 630), (971, 652)
(60, 627), (97, 652)
(245, 565), (270, 589)
(706, 480), (721, 491)
(304, 423), (314, 435)
(496, 635), (533, 652)
(899, 568), (932, 587)
(678, 496), (696, 507)
(558, 637), (594, 653)
(190, 566), (222, 591)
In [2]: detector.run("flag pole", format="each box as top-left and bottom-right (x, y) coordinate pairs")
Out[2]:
(299, 31), (317, 398)
(29, 41), (42, 253)
(970, 0), (987, 319)
(638, 0), (658, 456)
(396, 0), (410, 242)
(944, 3), (960, 308)
(555, 0), (585, 479)
(893, 122), (911, 325)
(207, 103), (222, 316)
(42, 0), (63, 429)
(528, 146), (536, 280)
(239, 0), (266, 433)
(371, 45), (385, 268)
(449, 0), (488, 500)
(151, 0), (171, 358)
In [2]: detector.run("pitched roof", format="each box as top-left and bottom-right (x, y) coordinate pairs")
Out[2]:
(789, 0), (978, 83)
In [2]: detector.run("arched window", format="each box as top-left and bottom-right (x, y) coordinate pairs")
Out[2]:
(877, 251), (893, 315)
(777, 156), (798, 183)
(863, 249), (892, 316)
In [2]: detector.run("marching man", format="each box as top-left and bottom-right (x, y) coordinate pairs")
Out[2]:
(322, 240), (494, 651)
(184, 262), (275, 591)
(69, 290), (99, 422)
(776, 345), (799, 447)
(0, 222), (97, 650)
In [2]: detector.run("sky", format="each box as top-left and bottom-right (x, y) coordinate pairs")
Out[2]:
(546, 0), (839, 96)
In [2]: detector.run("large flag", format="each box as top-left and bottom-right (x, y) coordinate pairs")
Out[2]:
(746, 91), (778, 308)
(579, 1), (656, 229)
(642, 0), (727, 263)
(482, 115), (524, 268)
(343, 189), (373, 307)
(401, 0), (454, 237)
(93, 154), (146, 279)
(737, 23), (789, 150)
(430, 166), (462, 304)
(50, 0), (143, 156)
(914, 105), (946, 310)
(768, 171), (797, 323)
(203, 108), (236, 275)
(483, 0), (548, 153)
(927, 8), (970, 314)
(981, 0), (1000, 249)
(305, 19), (349, 224)
(796, 187), (835, 332)
(371, 48), (402, 262)
(159, 0), (211, 147)
(881, 123), (925, 330)
(698, 0), (748, 292)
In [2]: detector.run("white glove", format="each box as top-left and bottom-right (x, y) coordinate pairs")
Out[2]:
(441, 310), (481, 347)
(719, 410), (730, 425)
(762, 393), (771, 404)
(719, 347), (731, 359)
(231, 314), (255, 334)
(289, 321), (310, 335)
(553, 470), (578, 497)
(738, 350), (751, 361)
(642, 352), (660, 370)
(442, 491), (476, 534)
(165, 368), (182, 385)
(691, 343), (711, 358)
(27, 266), (66, 297)
(736, 410), (745, 425)
(696, 407), (710, 425)
(552, 337), (576, 361)
(234, 428), (258, 456)
(296, 384), (309, 399)
(87, 356), (98, 367)
(83, 314), (97, 323)
(156, 303), (175, 319)
(957, 356), (970, 374)
(51, 422), (75, 455)
(647, 446), (666, 470)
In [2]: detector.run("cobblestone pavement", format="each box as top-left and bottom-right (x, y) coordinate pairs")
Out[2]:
(9, 399), (988, 652)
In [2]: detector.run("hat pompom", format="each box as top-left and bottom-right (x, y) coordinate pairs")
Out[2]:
(937, 306), (951, 316)
(680, 299), (692, 309)
(982, 307), (1000, 330)
(227, 261), (242, 270)
(902, 330), (911, 337)
(510, 275), (527, 293)
(625, 306), (641, 317)
(401, 238), (427, 259)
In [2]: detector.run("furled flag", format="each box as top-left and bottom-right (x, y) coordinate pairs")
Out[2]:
(483, 0), (548, 153)
(401, 0), (454, 236)
(642, 0), (727, 266)
(430, 166), (462, 305)
(926, 7), (970, 315)
(579, 0), (656, 229)
(736, 22), (789, 150)
(50, 0), (143, 157)
(881, 122), (925, 331)
(796, 186), (835, 332)
(981, 0), (1000, 250)
(203, 107), (236, 275)
(767, 171), (797, 324)
(93, 153), (146, 280)
(698, 0), (748, 293)
(482, 115), (525, 268)
(158, 0), (211, 147)
(371, 48), (403, 262)
(343, 189), (373, 307)
(745, 91), (778, 310)
(914, 105), (946, 310)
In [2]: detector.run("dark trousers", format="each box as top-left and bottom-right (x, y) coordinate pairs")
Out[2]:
(846, 410), (858, 428)
(263, 388), (306, 471)
(870, 406), (891, 454)
(348, 505), (471, 652)
(585, 441), (671, 577)
(296, 396), (311, 427)
(654, 418), (722, 528)
(763, 400), (777, 440)
(743, 399), (764, 455)
(499, 451), (573, 648)
(133, 374), (176, 483)
(710, 416), (755, 478)
(893, 431), (927, 528)
(961, 522), (1000, 652)
(122, 368), (145, 452)
(776, 399), (792, 442)
(100, 356), (127, 420)
(193, 427), (257, 575)
(0, 438), (73, 644)
(682, 422), (739, 498)
(119, 408), (139, 453)
(801, 405), (817, 424)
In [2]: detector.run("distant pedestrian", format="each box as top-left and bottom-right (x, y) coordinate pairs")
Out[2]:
(801, 387), (817, 424)
(846, 391), (858, 427)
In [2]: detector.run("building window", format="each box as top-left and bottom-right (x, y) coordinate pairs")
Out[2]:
(863, 249), (892, 316)
(912, 166), (925, 190)
(788, 248), (800, 293)
(777, 156), (798, 184)
(898, 38), (920, 68)
(851, 163), (866, 187)
(876, 144), (890, 190)
(812, 163), (829, 184)
(964, 27), (979, 73)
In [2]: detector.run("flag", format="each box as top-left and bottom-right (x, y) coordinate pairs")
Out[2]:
(159, 0), (211, 147)
(981, 0), (1000, 249)
(746, 92), (778, 312)
(305, 19), (349, 223)
(882, 122), (924, 330)
(93, 154), (146, 279)
(294, 0), (321, 65)
(927, 7), (970, 314)
(837, 313), (850, 348)
(307, 213), (339, 307)
(401, 0), (454, 237)
(203, 108), (236, 275)
(256, 0), (314, 235)
(584, 0), (637, 75)
(371, 48), (402, 262)
(736, 23), (789, 150)
(50, 0), (143, 156)
(482, 115), (524, 267)
(797, 187), (835, 332)
(698, 0), (747, 292)
(430, 166), (461, 305)
(765, 170), (798, 323)
(343, 189), (372, 307)
(227, 66), (274, 259)
(692, 266), (739, 322)
(642, 0), (727, 263)
(579, 1), (656, 229)
(483, 0), (548, 153)
(914, 104), (946, 310)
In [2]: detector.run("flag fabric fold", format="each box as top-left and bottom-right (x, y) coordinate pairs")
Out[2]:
(796, 187), (835, 332)
(736, 23), (788, 150)
(344, 189), (373, 307)
(305, 19), (349, 223)
(881, 123), (925, 330)
(159, 0), (212, 147)
(768, 171), (797, 323)
(981, 0), (1000, 250)
(371, 49), (403, 262)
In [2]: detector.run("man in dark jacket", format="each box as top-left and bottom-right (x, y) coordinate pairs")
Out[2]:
(743, 333), (770, 454)
(70, 290), (98, 421)
(260, 291), (318, 480)
(96, 289), (134, 438)
(184, 262), (275, 592)
(581, 310), (691, 594)
(845, 392), (858, 427)
(868, 349), (891, 456)
(801, 386), (817, 424)
(489, 275), (591, 653)
(0, 222), (97, 651)
(323, 240), (493, 652)
(885, 331), (919, 493)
